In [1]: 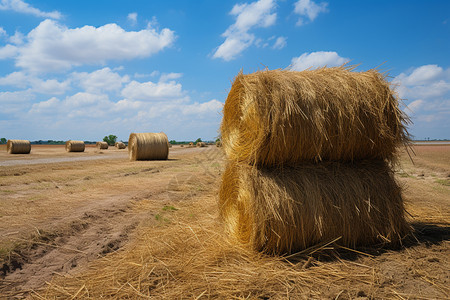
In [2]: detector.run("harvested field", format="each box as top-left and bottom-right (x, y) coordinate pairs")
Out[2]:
(0, 143), (448, 299)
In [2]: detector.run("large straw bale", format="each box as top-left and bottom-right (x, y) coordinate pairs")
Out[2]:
(65, 140), (85, 152)
(128, 132), (169, 161)
(219, 160), (409, 254)
(196, 142), (206, 147)
(115, 141), (126, 149)
(6, 139), (31, 154)
(96, 141), (108, 149)
(221, 67), (410, 166)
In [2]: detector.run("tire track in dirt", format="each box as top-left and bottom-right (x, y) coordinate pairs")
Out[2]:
(0, 186), (168, 297)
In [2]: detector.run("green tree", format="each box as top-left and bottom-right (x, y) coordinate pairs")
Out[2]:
(194, 138), (202, 144)
(0, 138), (6, 144)
(103, 135), (117, 146)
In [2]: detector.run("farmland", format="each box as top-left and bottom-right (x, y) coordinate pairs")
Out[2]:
(0, 143), (448, 298)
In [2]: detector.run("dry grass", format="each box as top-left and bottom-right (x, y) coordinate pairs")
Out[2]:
(221, 67), (410, 166)
(128, 132), (169, 161)
(0, 145), (447, 299)
(219, 160), (409, 254)
(6, 140), (31, 154)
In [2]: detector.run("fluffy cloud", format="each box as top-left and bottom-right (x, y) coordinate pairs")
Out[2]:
(0, 44), (18, 59)
(290, 51), (348, 71)
(0, 71), (70, 94)
(294, 0), (328, 26)
(272, 36), (287, 49)
(121, 80), (184, 101)
(5, 19), (175, 72)
(71, 68), (130, 93)
(393, 64), (450, 139)
(213, 0), (276, 61)
(0, 0), (61, 19)
(128, 12), (138, 25)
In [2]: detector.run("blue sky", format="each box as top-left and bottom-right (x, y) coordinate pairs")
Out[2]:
(0, 0), (449, 142)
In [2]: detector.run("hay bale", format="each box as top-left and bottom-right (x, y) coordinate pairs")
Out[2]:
(128, 132), (169, 161)
(65, 140), (85, 152)
(7, 139), (31, 154)
(196, 142), (206, 147)
(216, 140), (222, 147)
(219, 160), (409, 254)
(189, 142), (194, 147)
(96, 141), (108, 150)
(221, 67), (410, 166)
(115, 142), (126, 149)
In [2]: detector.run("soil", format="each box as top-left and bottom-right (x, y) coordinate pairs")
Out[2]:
(0, 143), (448, 299)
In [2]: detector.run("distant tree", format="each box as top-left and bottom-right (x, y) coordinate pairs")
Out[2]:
(103, 135), (117, 146)
(0, 138), (6, 144)
(169, 140), (177, 144)
(194, 138), (202, 144)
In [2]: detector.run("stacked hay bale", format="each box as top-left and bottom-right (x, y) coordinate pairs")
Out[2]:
(115, 141), (126, 149)
(96, 141), (108, 150)
(219, 67), (410, 255)
(66, 140), (85, 152)
(7, 139), (31, 154)
(128, 132), (169, 161)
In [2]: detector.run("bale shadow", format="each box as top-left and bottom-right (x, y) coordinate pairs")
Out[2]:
(284, 222), (450, 263)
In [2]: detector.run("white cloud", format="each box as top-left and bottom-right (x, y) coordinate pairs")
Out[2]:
(128, 12), (138, 25)
(290, 51), (348, 71)
(0, 27), (6, 37)
(159, 72), (183, 82)
(0, 0), (61, 19)
(393, 64), (450, 139)
(393, 65), (450, 99)
(9, 31), (25, 45)
(121, 80), (184, 101)
(72, 68), (130, 93)
(213, 0), (277, 61)
(0, 44), (18, 59)
(294, 0), (328, 26)
(0, 90), (35, 114)
(0, 71), (70, 94)
(0, 71), (28, 87)
(182, 99), (223, 115)
(272, 36), (287, 49)
(9, 19), (175, 72)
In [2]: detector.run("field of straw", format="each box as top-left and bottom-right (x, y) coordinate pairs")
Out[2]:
(0, 143), (448, 299)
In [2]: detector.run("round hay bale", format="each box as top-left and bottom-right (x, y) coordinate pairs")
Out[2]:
(180, 144), (184, 147)
(189, 142), (194, 147)
(7, 139), (31, 154)
(115, 142), (126, 149)
(65, 140), (85, 152)
(128, 132), (169, 161)
(96, 141), (108, 150)
(216, 140), (222, 147)
(221, 67), (410, 166)
(219, 160), (409, 254)
(196, 142), (206, 147)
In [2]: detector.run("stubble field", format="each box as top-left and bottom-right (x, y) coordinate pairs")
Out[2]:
(0, 143), (448, 299)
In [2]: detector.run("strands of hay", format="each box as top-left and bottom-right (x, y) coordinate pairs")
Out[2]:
(219, 160), (409, 254)
(40, 197), (380, 299)
(128, 132), (169, 161)
(6, 139), (31, 154)
(115, 142), (126, 149)
(96, 141), (108, 150)
(221, 67), (410, 166)
(65, 140), (85, 152)
(196, 142), (206, 147)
